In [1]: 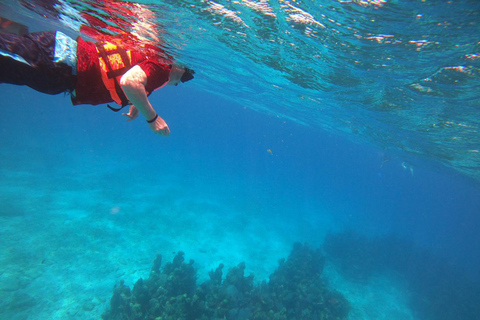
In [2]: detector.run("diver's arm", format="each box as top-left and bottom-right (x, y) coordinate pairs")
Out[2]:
(120, 65), (170, 136)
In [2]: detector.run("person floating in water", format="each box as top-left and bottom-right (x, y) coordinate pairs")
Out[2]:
(0, 19), (194, 136)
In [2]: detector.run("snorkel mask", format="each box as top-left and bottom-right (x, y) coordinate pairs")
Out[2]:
(181, 67), (195, 83)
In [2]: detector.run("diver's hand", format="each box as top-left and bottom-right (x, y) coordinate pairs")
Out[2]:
(122, 105), (139, 121)
(148, 115), (170, 136)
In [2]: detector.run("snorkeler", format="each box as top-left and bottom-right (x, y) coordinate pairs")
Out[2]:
(0, 21), (194, 136)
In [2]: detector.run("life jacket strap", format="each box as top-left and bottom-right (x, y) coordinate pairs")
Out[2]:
(96, 42), (131, 107)
(107, 104), (125, 112)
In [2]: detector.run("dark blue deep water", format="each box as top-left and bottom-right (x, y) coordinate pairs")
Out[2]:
(1, 0), (479, 319)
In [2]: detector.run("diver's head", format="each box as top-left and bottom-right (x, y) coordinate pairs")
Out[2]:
(168, 65), (195, 86)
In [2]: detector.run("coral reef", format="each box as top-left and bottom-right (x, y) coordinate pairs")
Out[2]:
(102, 243), (349, 320)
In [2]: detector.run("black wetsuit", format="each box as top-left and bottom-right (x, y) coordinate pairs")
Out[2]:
(0, 31), (76, 94)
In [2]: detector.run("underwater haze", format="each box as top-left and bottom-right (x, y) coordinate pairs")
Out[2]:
(1, 0), (480, 320)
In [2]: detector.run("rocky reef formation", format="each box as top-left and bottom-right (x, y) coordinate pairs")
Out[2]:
(102, 242), (349, 320)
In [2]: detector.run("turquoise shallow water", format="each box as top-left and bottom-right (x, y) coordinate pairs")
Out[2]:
(1, 1), (480, 320)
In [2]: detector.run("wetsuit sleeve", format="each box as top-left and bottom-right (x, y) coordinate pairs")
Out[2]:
(136, 60), (171, 93)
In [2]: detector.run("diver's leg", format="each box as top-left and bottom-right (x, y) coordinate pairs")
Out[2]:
(0, 31), (75, 94)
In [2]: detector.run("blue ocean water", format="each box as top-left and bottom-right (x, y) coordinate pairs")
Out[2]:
(1, 0), (480, 320)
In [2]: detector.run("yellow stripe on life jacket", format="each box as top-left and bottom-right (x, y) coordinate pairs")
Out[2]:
(96, 42), (132, 106)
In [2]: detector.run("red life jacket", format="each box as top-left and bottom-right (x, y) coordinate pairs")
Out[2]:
(72, 37), (171, 107)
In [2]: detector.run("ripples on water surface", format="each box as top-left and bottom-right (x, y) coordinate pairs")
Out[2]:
(5, 0), (480, 181)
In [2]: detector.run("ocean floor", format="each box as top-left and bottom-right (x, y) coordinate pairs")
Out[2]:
(0, 154), (415, 320)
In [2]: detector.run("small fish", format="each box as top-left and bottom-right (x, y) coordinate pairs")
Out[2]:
(380, 156), (390, 168)
(267, 149), (273, 155)
(401, 162), (414, 176)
